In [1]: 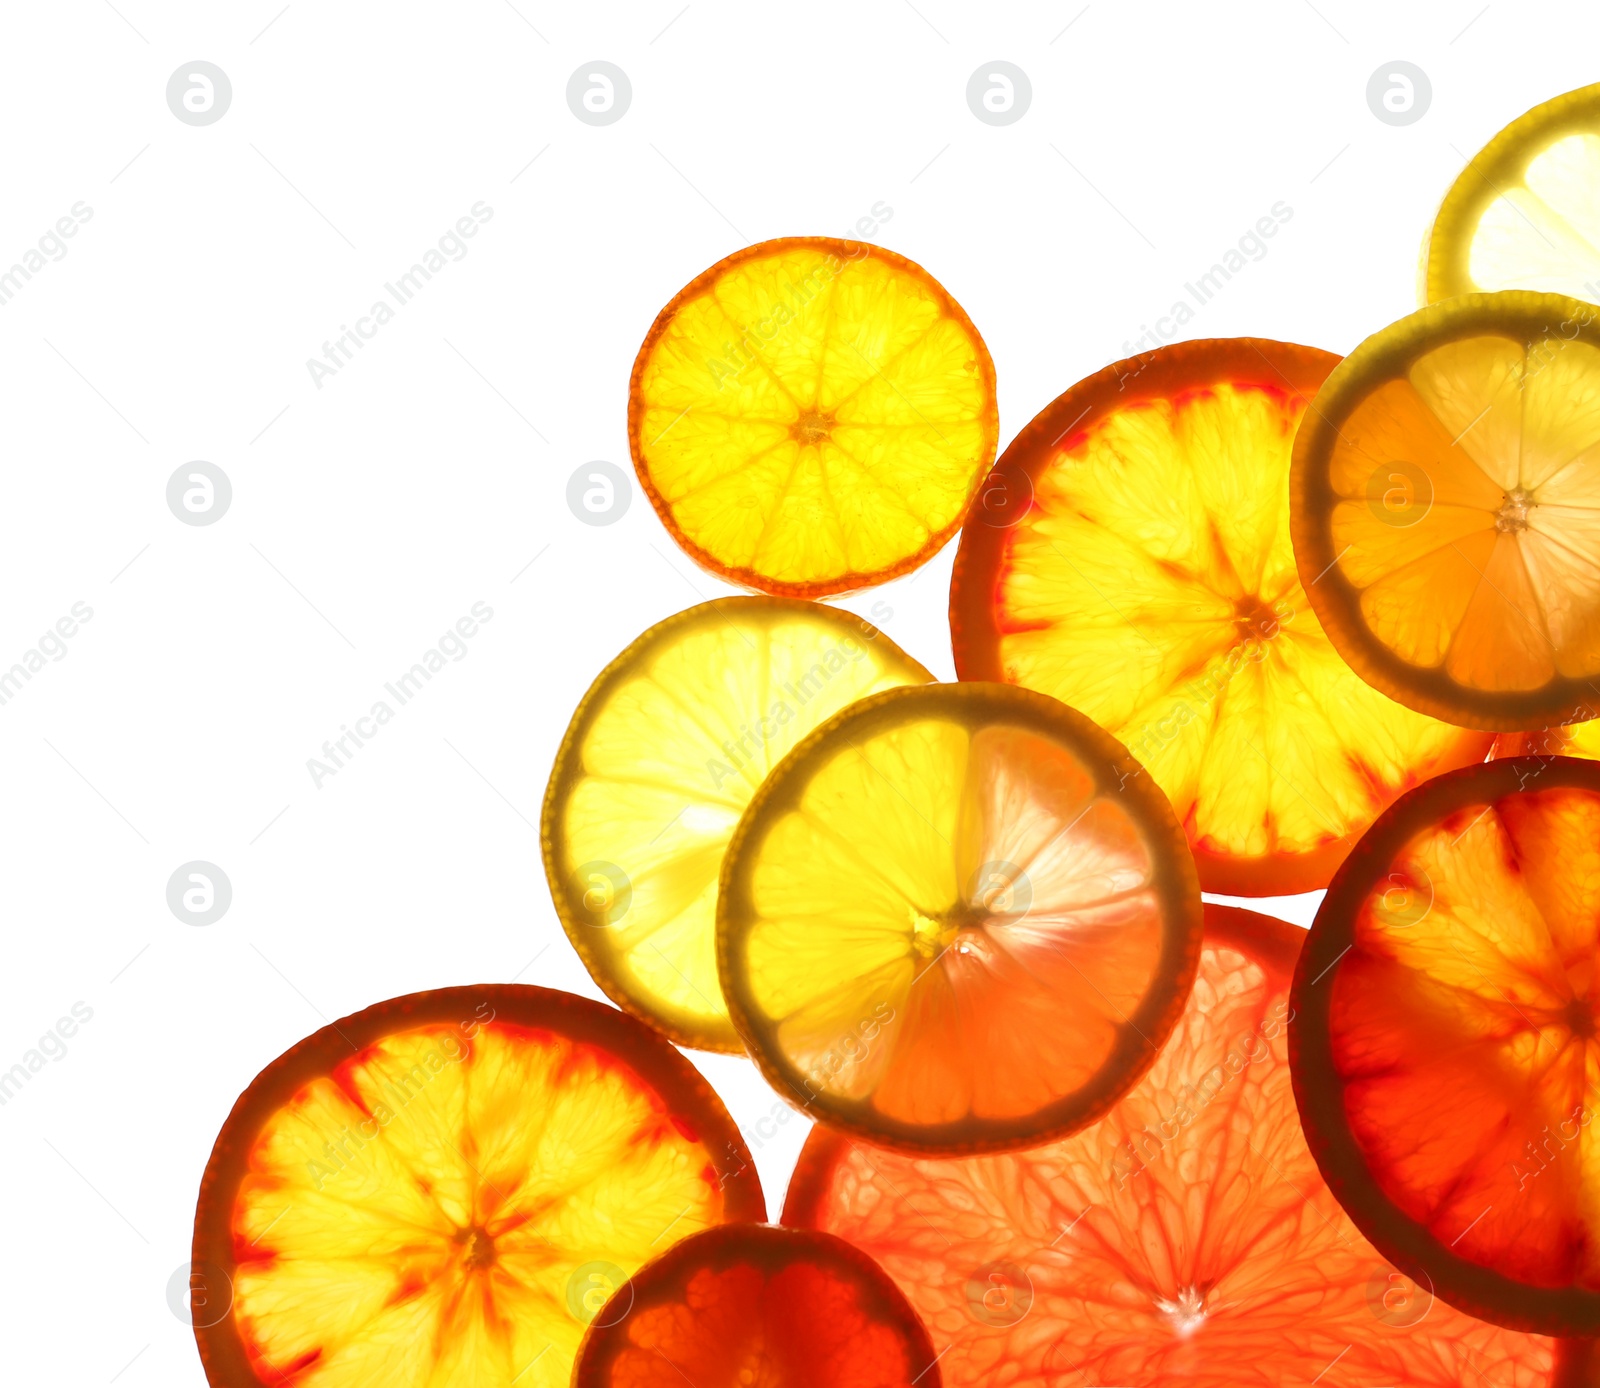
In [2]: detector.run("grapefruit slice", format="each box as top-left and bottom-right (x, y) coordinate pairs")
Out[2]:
(1292, 292), (1600, 731)
(784, 905), (1559, 1385)
(572, 1224), (941, 1387)
(718, 680), (1203, 1155)
(1425, 83), (1600, 305)
(191, 985), (765, 1388)
(950, 339), (1491, 895)
(1291, 756), (1600, 1336)
(542, 597), (931, 1051)
(629, 236), (999, 597)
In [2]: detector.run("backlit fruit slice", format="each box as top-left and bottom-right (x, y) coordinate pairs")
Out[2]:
(629, 237), (999, 597)
(718, 680), (1203, 1156)
(1494, 717), (1600, 761)
(191, 985), (765, 1388)
(572, 1224), (941, 1387)
(950, 339), (1491, 896)
(543, 597), (932, 1052)
(1292, 756), (1600, 1336)
(784, 905), (1559, 1386)
(1424, 83), (1600, 305)
(1292, 293), (1600, 731)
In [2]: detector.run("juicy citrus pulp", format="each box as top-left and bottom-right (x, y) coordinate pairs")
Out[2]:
(543, 598), (931, 1051)
(1292, 757), (1600, 1335)
(572, 1224), (941, 1387)
(191, 986), (764, 1388)
(718, 681), (1202, 1155)
(950, 339), (1490, 894)
(1425, 82), (1600, 305)
(1292, 293), (1600, 730)
(784, 905), (1558, 1386)
(629, 237), (999, 597)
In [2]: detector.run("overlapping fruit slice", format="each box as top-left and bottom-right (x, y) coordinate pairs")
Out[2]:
(629, 236), (999, 597)
(572, 1224), (941, 1387)
(542, 597), (931, 1051)
(718, 681), (1203, 1155)
(191, 985), (765, 1388)
(950, 339), (1490, 895)
(1495, 717), (1600, 761)
(785, 905), (1559, 1386)
(1292, 292), (1600, 730)
(1291, 757), (1600, 1336)
(1425, 82), (1600, 305)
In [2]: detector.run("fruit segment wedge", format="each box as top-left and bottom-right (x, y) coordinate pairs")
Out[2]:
(543, 597), (931, 1052)
(572, 1224), (941, 1387)
(191, 985), (764, 1388)
(1292, 293), (1600, 730)
(784, 905), (1559, 1386)
(629, 237), (999, 597)
(950, 338), (1490, 895)
(1291, 757), (1600, 1335)
(718, 681), (1202, 1155)
(1425, 83), (1600, 305)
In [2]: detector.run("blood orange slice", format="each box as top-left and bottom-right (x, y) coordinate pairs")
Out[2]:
(191, 985), (765, 1388)
(950, 339), (1490, 896)
(1292, 756), (1600, 1336)
(718, 681), (1202, 1155)
(784, 905), (1558, 1385)
(572, 1223), (941, 1387)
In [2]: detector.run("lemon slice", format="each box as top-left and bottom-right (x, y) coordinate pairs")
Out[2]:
(1291, 291), (1600, 729)
(1425, 83), (1600, 305)
(542, 597), (931, 1051)
(718, 681), (1202, 1156)
(629, 237), (999, 597)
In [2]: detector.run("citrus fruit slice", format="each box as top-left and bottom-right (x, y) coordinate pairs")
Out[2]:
(1291, 292), (1600, 731)
(1291, 756), (1600, 1336)
(718, 680), (1203, 1156)
(784, 904), (1558, 1386)
(191, 984), (765, 1388)
(572, 1223), (941, 1387)
(1424, 83), (1600, 305)
(949, 338), (1491, 895)
(629, 236), (999, 597)
(1494, 716), (1600, 761)
(543, 597), (932, 1052)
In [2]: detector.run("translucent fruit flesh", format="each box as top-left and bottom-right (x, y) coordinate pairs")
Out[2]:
(629, 237), (999, 597)
(572, 1224), (941, 1387)
(542, 598), (931, 1051)
(950, 339), (1490, 894)
(785, 905), (1558, 1386)
(718, 681), (1202, 1155)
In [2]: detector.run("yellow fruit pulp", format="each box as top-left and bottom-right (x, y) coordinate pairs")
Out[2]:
(632, 240), (996, 593)
(230, 1022), (729, 1387)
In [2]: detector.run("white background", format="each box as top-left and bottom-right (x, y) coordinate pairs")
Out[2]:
(1, 1), (1595, 1382)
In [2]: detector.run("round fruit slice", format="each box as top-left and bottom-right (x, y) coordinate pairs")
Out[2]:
(1292, 756), (1600, 1336)
(1292, 293), (1600, 731)
(543, 597), (932, 1052)
(718, 680), (1203, 1155)
(191, 985), (765, 1388)
(572, 1223), (941, 1387)
(629, 236), (999, 597)
(950, 339), (1491, 895)
(1425, 83), (1600, 305)
(785, 905), (1558, 1386)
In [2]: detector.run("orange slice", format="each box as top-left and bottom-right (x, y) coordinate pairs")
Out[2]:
(950, 338), (1491, 895)
(191, 985), (765, 1388)
(784, 905), (1559, 1385)
(629, 237), (999, 597)
(717, 681), (1202, 1155)
(572, 1224), (941, 1387)
(1425, 83), (1600, 305)
(1292, 292), (1600, 731)
(542, 597), (931, 1051)
(1291, 756), (1600, 1335)
(1494, 717), (1600, 761)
